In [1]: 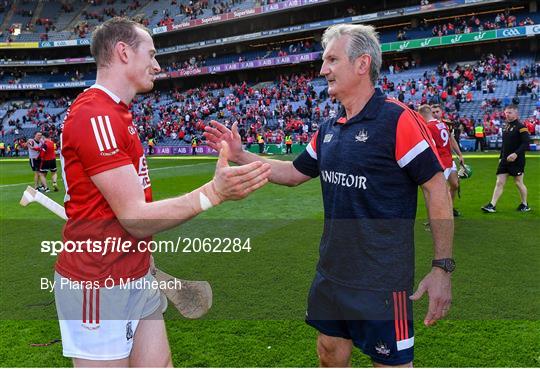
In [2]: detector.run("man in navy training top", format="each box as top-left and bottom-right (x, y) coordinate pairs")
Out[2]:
(204, 23), (454, 367)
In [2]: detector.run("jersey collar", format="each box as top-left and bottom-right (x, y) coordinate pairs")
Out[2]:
(89, 84), (122, 104)
(333, 88), (386, 125)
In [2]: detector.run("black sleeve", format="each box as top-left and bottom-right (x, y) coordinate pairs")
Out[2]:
(293, 150), (319, 178)
(292, 130), (320, 178)
(403, 147), (443, 185)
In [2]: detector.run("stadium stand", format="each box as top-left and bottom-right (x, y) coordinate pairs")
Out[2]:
(1, 0), (539, 154)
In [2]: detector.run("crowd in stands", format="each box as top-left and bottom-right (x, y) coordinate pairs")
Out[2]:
(1, 97), (69, 145)
(80, 0), (143, 23)
(379, 52), (540, 137)
(430, 12), (534, 36)
(0, 67), (88, 84)
(2, 54), (540, 152)
(1, 0), (303, 43)
(396, 10), (535, 42)
(158, 0), (282, 26)
(130, 70), (330, 146)
(161, 39), (318, 71)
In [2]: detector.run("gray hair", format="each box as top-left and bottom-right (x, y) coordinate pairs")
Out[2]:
(321, 24), (382, 85)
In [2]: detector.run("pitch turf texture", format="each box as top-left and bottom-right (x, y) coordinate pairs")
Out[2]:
(0, 153), (538, 367)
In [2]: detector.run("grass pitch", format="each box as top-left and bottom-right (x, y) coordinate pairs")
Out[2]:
(0, 153), (539, 367)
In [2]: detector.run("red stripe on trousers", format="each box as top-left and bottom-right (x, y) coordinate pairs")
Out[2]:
(398, 291), (404, 341)
(89, 288), (93, 323)
(402, 291), (409, 339)
(82, 286), (86, 323)
(393, 291), (401, 341)
(96, 289), (100, 324)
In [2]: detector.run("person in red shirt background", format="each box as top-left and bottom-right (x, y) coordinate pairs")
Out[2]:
(419, 104), (465, 217)
(38, 132), (59, 192)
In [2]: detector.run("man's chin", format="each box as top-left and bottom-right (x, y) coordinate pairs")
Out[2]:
(138, 82), (154, 94)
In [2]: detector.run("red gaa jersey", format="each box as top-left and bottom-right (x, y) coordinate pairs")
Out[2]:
(425, 119), (453, 169)
(41, 139), (56, 160)
(57, 85), (152, 284)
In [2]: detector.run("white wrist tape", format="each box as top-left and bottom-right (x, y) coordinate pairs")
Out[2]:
(190, 181), (222, 212)
(199, 192), (213, 211)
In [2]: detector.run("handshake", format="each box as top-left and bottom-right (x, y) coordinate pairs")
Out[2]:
(202, 121), (272, 205)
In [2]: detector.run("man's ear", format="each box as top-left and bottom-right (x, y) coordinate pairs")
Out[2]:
(114, 41), (130, 64)
(355, 54), (371, 78)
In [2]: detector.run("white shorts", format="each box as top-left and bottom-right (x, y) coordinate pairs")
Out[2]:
(54, 271), (167, 360)
(443, 162), (457, 180)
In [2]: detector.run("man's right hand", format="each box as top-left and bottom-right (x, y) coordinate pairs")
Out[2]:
(204, 121), (243, 163)
(210, 141), (271, 203)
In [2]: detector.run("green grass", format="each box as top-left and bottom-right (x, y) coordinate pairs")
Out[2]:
(0, 153), (539, 367)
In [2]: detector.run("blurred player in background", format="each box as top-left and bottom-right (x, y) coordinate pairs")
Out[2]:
(430, 104), (465, 216)
(482, 104), (531, 213)
(27, 131), (48, 191)
(56, 17), (270, 367)
(38, 132), (59, 192)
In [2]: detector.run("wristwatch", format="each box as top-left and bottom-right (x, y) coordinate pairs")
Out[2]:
(432, 258), (456, 273)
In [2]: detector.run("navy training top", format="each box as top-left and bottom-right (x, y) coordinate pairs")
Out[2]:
(293, 89), (442, 290)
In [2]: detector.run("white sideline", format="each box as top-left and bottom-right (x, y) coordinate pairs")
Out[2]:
(0, 162), (212, 188)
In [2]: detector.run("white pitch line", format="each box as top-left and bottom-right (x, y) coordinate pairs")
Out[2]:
(0, 163), (213, 188)
(0, 182), (32, 188)
(149, 162), (214, 171)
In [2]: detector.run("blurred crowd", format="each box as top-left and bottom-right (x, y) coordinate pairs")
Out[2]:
(2, 55), (540, 152)
(379, 52), (540, 137)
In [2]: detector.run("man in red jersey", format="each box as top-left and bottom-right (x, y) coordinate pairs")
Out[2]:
(56, 17), (270, 367)
(420, 105), (464, 217)
(38, 132), (59, 191)
(27, 131), (47, 191)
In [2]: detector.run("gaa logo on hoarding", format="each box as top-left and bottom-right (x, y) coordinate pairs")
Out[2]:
(502, 28), (523, 37)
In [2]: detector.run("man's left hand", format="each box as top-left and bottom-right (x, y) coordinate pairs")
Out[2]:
(409, 268), (452, 326)
(506, 153), (517, 162)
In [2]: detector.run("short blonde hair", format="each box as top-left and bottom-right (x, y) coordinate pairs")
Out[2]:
(321, 24), (382, 85)
(91, 17), (151, 68)
(418, 104), (432, 115)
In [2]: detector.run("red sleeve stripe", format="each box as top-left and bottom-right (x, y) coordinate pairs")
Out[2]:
(387, 99), (440, 167)
(406, 110), (443, 165)
(386, 98), (438, 153)
(387, 99), (433, 145)
(306, 131), (318, 160)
